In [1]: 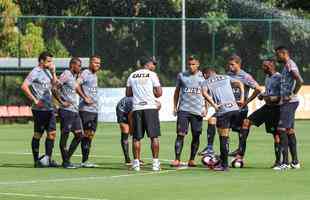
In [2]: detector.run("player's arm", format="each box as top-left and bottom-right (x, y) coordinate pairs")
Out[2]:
(244, 84), (263, 106)
(202, 86), (219, 111)
(152, 72), (162, 98)
(125, 87), (133, 97)
(153, 86), (162, 98)
(21, 80), (39, 105)
(231, 79), (245, 105)
(173, 87), (180, 114)
(76, 83), (93, 105)
(291, 70), (304, 95)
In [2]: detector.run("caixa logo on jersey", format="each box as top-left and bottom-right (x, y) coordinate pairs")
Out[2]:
(133, 73), (150, 78)
(183, 87), (201, 94)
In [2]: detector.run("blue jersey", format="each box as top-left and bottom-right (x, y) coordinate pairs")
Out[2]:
(203, 74), (239, 116)
(116, 97), (133, 114)
(78, 69), (98, 113)
(265, 72), (281, 97)
(227, 69), (258, 102)
(176, 71), (205, 116)
(58, 70), (79, 112)
(280, 59), (300, 103)
(25, 66), (53, 111)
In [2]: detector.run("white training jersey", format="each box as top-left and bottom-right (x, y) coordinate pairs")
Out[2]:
(127, 69), (161, 111)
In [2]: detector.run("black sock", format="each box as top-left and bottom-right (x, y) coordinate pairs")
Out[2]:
(207, 124), (216, 148)
(81, 137), (91, 163)
(31, 137), (40, 162)
(219, 136), (229, 168)
(279, 130), (289, 165)
(274, 142), (281, 164)
(45, 138), (54, 158)
(288, 133), (298, 164)
(121, 133), (130, 162)
(68, 135), (82, 159)
(190, 134), (200, 160)
(175, 135), (184, 161)
(239, 128), (249, 156)
(59, 133), (69, 163)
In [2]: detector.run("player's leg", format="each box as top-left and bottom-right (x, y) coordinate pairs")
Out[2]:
(272, 132), (281, 167)
(287, 101), (300, 168)
(43, 110), (57, 167)
(171, 111), (189, 167)
(145, 109), (161, 171)
(58, 109), (73, 168)
(188, 114), (203, 167)
(119, 122), (131, 164)
(31, 110), (44, 167)
(131, 110), (144, 171)
(199, 117), (216, 156)
(80, 111), (98, 168)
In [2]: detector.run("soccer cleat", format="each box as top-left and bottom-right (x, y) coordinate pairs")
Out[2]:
(125, 158), (132, 166)
(228, 148), (240, 157)
(152, 159), (161, 171)
(290, 162), (301, 169)
(198, 147), (214, 156)
(273, 164), (289, 171)
(187, 160), (197, 167)
(132, 159), (140, 171)
(139, 160), (145, 166)
(80, 162), (99, 168)
(62, 162), (78, 169)
(213, 164), (229, 172)
(270, 162), (281, 169)
(170, 160), (181, 167)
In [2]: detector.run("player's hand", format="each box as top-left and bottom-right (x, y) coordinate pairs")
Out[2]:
(84, 96), (93, 105)
(173, 107), (178, 116)
(62, 101), (71, 108)
(237, 100), (245, 107)
(282, 95), (292, 102)
(35, 99), (44, 108)
(213, 104), (220, 112)
(155, 100), (161, 110)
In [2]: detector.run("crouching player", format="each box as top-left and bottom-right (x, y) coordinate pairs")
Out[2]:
(53, 57), (83, 169)
(232, 59), (282, 168)
(202, 68), (244, 171)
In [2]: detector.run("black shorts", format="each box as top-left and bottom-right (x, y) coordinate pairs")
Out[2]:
(59, 109), (82, 133)
(116, 109), (129, 124)
(216, 111), (240, 129)
(79, 111), (98, 132)
(177, 111), (203, 135)
(32, 109), (56, 134)
(278, 102), (299, 129)
(248, 105), (280, 134)
(231, 109), (248, 132)
(132, 109), (160, 140)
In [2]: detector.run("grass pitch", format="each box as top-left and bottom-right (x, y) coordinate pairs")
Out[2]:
(0, 121), (309, 200)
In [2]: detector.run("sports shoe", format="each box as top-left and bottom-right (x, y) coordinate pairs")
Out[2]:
(213, 164), (229, 172)
(270, 162), (281, 169)
(198, 147), (214, 156)
(132, 159), (140, 171)
(80, 162), (99, 168)
(273, 164), (289, 171)
(290, 162), (301, 169)
(228, 148), (240, 157)
(188, 160), (197, 167)
(170, 160), (181, 167)
(139, 160), (145, 166)
(62, 162), (78, 169)
(49, 160), (59, 168)
(152, 159), (161, 171)
(125, 158), (132, 166)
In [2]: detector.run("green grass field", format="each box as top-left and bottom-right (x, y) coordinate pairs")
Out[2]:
(0, 121), (309, 200)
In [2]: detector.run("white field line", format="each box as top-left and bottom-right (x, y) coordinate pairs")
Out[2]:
(0, 192), (108, 200)
(0, 169), (184, 186)
(0, 152), (172, 162)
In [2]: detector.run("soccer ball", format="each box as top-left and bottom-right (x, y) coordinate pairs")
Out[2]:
(231, 158), (244, 168)
(38, 155), (50, 167)
(201, 154), (220, 169)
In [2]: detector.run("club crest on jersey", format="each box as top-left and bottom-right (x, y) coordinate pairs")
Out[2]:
(133, 73), (150, 78)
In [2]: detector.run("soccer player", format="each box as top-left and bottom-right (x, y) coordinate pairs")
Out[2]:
(235, 59), (282, 167)
(21, 51), (58, 167)
(54, 57), (83, 169)
(171, 55), (205, 167)
(126, 56), (162, 171)
(116, 96), (133, 165)
(76, 55), (102, 168)
(202, 68), (244, 171)
(274, 46), (303, 170)
(227, 55), (262, 157)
